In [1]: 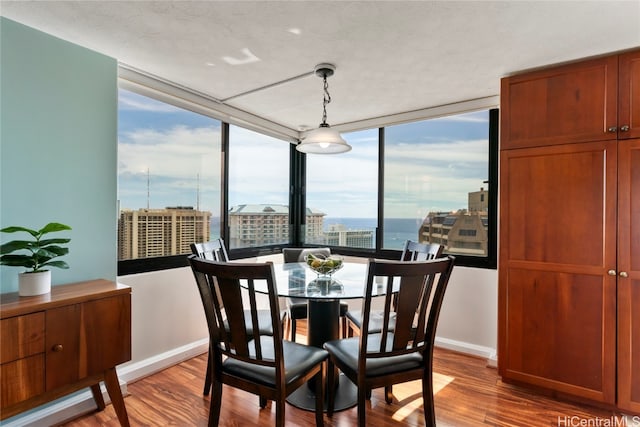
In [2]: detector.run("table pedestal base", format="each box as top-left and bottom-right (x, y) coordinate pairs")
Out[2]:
(286, 373), (357, 412)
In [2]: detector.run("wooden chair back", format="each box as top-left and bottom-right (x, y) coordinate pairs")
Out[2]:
(400, 240), (443, 261)
(188, 256), (284, 372)
(190, 238), (229, 262)
(359, 256), (455, 363)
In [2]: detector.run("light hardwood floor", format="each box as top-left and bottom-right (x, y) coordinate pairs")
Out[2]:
(61, 323), (629, 426)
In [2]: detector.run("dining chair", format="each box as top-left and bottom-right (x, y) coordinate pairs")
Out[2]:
(345, 240), (444, 336)
(188, 256), (328, 427)
(282, 248), (350, 341)
(323, 256), (455, 427)
(191, 238), (276, 397)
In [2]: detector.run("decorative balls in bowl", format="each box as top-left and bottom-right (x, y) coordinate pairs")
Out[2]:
(305, 253), (344, 276)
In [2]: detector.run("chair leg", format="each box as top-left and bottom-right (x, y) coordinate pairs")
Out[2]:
(422, 372), (436, 427)
(259, 396), (267, 408)
(209, 378), (222, 427)
(275, 397), (286, 427)
(326, 360), (336, 416)
(203, 351), (212, 396)
(291, 318), (297, 342)
(384, 385), (393, 403)
(315, 364), (325, 426)
(357, 382), (367, 427)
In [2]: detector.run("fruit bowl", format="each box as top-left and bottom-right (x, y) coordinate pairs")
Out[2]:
(305, 253), (344, 276)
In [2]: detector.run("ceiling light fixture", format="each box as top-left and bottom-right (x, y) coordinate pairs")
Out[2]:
(296, 63), (352, 154)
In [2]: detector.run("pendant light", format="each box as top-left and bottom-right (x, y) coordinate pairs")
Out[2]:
(296, 63), (352, 154)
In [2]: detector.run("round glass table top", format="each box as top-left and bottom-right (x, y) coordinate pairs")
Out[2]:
(267, 261), (378, 300)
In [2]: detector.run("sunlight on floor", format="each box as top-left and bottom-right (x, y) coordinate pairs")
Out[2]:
(391, 372), (455, 422)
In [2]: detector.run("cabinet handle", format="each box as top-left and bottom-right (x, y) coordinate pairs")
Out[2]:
(608, 269), (617, 276)
(607, 126), (617, 133)
(52, 344), (63, 352)
(620, 271), (629, 278)
(620, 125), (630, 132)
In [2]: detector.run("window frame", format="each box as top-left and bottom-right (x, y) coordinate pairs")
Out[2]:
(117, 81), (498, 275)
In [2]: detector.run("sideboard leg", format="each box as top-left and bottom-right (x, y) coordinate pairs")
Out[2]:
(90, 383), (106, 410)
(103, 368), (130, 427)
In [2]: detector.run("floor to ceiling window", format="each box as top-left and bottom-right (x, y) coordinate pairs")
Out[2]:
(305, 129), (378, 249)
(117, 77), (497, 273)
(227, 124), (290, 249)
(117, 88), (222, 264)
(383, 109), (492, 257)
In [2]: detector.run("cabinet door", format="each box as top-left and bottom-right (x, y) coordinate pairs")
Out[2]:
(500, 55), (618, 150)
(617, 138), (640, 412)
(80, 294), (131, 378)
(46, 305), (80, 391)
(499, 141), (617, 403)
(618, 50), (640, 140)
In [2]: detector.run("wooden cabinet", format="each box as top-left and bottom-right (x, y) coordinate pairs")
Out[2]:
(0, 280), (131, 425)
(499, 48), (640, 412)
(501, 50), (640, 150)
(617, 138), (640, 413)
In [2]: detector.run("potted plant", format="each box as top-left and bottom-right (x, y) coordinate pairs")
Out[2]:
(1, 222), (71, 296)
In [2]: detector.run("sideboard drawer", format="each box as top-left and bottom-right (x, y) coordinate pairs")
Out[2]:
(0, 354), (45, 407)
(0, 312), (45, 364)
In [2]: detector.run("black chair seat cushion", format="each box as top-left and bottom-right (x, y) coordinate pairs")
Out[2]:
(224, 336), (328, 387)
(323, 334), (423, 377)
(223, 309), (274, 337)
(290, 300), (349, 320)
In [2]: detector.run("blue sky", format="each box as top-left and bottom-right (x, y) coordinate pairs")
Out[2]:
(118, 89), (489, 219)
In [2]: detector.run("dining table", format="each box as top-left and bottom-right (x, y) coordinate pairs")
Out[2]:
(254, 260), (390, 412)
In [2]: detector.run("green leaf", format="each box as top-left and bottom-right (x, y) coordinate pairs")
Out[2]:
(0, 226), (39, 237)
(0, 254), (37, 269)
(38, 223), (72, 235)
(41, 260), (69, 269)
(1, 240), (36, 254)
(37, 238), (71, 247)
(38, 246), (69, 257)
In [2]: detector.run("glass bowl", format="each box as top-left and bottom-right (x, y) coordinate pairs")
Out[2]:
(304, 254), (344, 276)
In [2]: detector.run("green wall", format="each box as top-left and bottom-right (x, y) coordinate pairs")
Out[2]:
(1, 18), (118, 292)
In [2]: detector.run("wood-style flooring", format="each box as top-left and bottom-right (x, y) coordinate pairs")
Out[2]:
(61, 322), (630, 426)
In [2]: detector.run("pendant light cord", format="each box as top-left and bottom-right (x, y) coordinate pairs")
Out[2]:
(321, 74), (331, 126)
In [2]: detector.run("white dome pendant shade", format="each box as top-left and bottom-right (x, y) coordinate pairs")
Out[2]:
(298, 124), (352, 154)
(296, 64), (352, 154)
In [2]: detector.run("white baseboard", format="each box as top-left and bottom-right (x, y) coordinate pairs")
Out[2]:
(0, 339), (209, 427)
(434, 336), (497, 367)
(0, 337), (493, 426)
(118, 338), (209, 384)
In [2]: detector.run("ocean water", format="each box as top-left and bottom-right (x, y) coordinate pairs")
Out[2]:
(324, 217), (420, 250)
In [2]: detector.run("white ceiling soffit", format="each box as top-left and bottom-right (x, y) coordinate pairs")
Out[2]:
(2, 1), (639, 139)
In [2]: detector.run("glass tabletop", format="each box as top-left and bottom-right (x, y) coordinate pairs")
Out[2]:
(267, 261), (372, 300)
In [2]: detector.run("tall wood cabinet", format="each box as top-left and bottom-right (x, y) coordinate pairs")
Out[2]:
(499, 48), (640, 413)
(0, 280), (131, 425)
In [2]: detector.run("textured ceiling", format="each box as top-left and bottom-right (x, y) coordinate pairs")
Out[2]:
(2, 1), (639, 135)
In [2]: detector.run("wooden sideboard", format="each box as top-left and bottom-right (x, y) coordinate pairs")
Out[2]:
(0, 279), (131, 425)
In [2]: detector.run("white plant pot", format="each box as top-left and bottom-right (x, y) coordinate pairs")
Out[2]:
(18, 270), (51, 296)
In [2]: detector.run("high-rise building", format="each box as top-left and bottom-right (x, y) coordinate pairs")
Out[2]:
(419, 188), (489, 256)
(118, 206), (211, 260)
(228, 204), (326, 248)
(323, 224), (374, 249)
